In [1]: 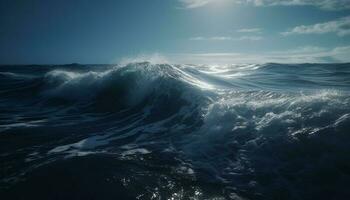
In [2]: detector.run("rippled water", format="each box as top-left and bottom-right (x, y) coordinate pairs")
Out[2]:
(1, 63), (350, 199)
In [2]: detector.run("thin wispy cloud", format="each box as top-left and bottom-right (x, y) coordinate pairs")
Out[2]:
(237, 28), (262, 33)
(282, 16), (350, 37)
(178, 0), (215, 9)
(250, 0), (350, 10)
(189, 36), (206, 41)
(190, 36), (263, 41)
(170, 45), (350, 64)
(238, 36), (263, 41)
(179, 0), (350, 10)
(190, 36), (233, 41)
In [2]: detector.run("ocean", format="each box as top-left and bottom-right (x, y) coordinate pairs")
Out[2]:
(1, 62), (350, 199)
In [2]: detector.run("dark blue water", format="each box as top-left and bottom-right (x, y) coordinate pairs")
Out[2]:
(1, 63), (350, 200)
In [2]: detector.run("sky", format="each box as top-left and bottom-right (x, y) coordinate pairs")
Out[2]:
(0, 0), (350, 64)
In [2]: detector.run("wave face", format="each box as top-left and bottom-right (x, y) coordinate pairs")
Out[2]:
(1, 63), (350, 199)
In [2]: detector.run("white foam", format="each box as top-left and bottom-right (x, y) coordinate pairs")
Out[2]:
(48, 134), (112, 154)
(121, 148), (151, 156)
(334, 113), (350, 127)
(119, 53), (169, 65)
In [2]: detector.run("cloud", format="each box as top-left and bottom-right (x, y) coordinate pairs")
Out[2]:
(179, 0), (350, 10)
(189, 36), (206, 40)
(282, 16), (350, 36)
(169, 45), (350, 64)
(178, 0), (215, 8)
(237, 28), (262, 33)
(249, 0), (350, 10)
(238, 36), (263, 41)
(190, 36), (263, 41)
(190, 36), (232, 41)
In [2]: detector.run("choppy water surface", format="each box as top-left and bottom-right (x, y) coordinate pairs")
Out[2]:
(1, 63), (350, 199)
